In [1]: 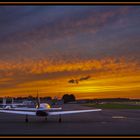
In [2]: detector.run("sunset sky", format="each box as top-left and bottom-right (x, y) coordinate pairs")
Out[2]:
(0, 5), (140, 99)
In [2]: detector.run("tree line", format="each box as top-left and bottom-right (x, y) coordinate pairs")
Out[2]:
(0, 94), (76, 104)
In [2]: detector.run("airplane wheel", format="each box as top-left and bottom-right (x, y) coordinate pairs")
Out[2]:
(59, 117), (62, 123)
(25, 118), (29, 123)
(25, 115), (29, 123)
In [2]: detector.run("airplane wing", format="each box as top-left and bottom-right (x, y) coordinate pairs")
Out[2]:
(0, 110), (36, 116)
(0, 103), (23, 106)
(48, 107), (62, 111)
(13, 108), (37, 111)
(48, 109), (101, 116)
(12, 107), (62, 111)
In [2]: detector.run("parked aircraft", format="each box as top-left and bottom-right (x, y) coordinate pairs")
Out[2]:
(0, 96), (101, 123)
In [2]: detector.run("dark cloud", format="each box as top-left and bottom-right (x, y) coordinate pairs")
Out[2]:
(68, 75), (91, 84)
(68, 79), (78, 84)
(6, 6), (131, 41)
(0, 6), (138, 61)
(79, 75), (91, 81)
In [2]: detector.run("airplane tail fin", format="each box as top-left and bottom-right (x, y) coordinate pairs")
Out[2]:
(11, 98), (14, 105)
(3, 97), (6, 105)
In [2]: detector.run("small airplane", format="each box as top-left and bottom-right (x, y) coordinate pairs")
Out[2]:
(0, 98), (25, 109)
(0, 95), (102, 123)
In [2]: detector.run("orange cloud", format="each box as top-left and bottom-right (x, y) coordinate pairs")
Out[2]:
(0, 57), (139, 76)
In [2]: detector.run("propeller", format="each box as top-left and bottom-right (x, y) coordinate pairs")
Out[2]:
(36, 91), (40, 108)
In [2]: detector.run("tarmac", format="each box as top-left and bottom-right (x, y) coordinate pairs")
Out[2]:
(0, 103), (140, 136)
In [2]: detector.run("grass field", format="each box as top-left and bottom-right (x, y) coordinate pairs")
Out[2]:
(84, 103), (140, 109)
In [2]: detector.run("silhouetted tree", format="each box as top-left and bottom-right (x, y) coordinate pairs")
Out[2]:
(62, 94), (76, 104)
(45, 97), (52, 100)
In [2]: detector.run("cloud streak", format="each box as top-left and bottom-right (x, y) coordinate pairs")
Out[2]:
(68, 75), (91, 84)
(0, 57), (139, 89)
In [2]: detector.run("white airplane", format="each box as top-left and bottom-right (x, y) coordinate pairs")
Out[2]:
(0, 96), (102, 123)
(0, 98), (27, 109)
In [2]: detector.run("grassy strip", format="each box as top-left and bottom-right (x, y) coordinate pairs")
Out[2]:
(84, 103), (140, 109)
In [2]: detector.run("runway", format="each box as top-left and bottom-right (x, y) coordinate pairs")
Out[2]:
(0, 104), (140, 136)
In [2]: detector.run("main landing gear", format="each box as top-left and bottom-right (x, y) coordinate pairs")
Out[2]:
(45, 117), (48, 121)
(25, 115), (29, 123)
(59, 115), (62, 123)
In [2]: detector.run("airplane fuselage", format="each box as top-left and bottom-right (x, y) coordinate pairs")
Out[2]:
(36, 110), (48, 116)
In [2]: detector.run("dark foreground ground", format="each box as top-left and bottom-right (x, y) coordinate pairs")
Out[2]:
(0, 103), (140, 136)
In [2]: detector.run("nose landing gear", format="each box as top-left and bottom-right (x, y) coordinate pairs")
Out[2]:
(45, 117), (48, 121)
(59, 115), (62, 123)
